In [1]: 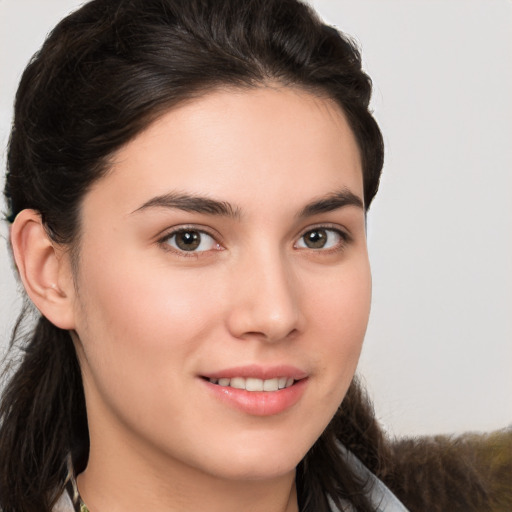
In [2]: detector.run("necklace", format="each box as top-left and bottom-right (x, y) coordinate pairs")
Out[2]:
(79, 503), (90, 512)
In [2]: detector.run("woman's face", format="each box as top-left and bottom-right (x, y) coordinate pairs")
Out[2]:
(70, 87), (371, 482)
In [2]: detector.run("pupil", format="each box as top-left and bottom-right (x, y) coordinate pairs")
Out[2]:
(177, 231), (200, 251)
(305, 229), (327, 248)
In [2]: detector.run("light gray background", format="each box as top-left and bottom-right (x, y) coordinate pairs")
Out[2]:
(1, 0), (511, 437)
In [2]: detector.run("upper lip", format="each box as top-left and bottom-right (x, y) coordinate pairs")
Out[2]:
(201, 364), (308, 381)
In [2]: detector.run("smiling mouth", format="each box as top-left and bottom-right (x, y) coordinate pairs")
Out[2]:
(205, 376), (296, 392)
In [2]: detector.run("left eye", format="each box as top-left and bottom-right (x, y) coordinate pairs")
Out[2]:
(164, 229), (218, 252)
(295, 228), (344, 250)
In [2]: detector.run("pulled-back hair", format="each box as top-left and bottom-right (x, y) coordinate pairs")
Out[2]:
(1, 1), (385, 511)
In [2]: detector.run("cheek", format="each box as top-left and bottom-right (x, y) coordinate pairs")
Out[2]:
(73, 251), (222, 397)
(309, 259), (372, 389)
(79, 251), (217, 337)
(313, 255), (371, 334)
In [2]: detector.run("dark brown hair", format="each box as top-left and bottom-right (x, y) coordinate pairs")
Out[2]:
(1, 1), (385, 510)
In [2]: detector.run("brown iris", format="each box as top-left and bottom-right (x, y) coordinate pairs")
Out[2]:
(303, 229), (328, 249)
(175, 230), (201, 251)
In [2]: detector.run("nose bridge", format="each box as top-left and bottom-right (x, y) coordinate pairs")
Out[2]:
(227, 244), (301, 342)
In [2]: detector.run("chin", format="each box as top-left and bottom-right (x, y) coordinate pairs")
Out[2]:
(208, 457), (300, 482)
(190, 431), (316, 481)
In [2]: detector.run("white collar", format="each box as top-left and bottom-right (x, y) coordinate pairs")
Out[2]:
(329, 443), (409, 512)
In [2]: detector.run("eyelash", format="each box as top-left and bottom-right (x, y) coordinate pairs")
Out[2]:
(157, 224), (350, 257)
(158, 226), (223, 257)
(295, 225), (350, 253)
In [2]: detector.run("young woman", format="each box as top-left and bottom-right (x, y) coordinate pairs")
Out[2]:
(1, 0), (482, 511)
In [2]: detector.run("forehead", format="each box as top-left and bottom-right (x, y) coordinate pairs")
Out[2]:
(83, 86), (363, 220)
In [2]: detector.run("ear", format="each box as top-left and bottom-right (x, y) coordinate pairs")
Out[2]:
(10, 209), (76, 330)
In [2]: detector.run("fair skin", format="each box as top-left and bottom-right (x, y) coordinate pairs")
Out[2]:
(12, 87), (371, 512)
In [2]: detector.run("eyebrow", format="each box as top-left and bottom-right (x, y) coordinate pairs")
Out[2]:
(131, 188), (363, 219)
(297, 189), (364, 218)
(131, 192), (241, 218)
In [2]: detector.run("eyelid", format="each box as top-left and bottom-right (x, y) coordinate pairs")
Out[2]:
(294, 223), (351, 250)
(297, 223), (351, 240)
(156, 223), (222, 241)
(157, 224), (224, 255)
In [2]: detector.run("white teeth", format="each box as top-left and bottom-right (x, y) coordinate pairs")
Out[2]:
(208, 376), (296, 391)
(230, 377), (246, 389)
(263, 378), (279, 391)
(246, 377), (263, 391)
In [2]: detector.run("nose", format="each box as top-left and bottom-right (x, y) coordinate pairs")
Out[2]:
(225, 249), (302, 343)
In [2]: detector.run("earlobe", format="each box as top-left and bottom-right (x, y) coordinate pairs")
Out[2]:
(10, 209), (76, 330)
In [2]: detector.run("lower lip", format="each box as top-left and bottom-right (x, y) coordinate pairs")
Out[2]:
(202, 378), (308, 416)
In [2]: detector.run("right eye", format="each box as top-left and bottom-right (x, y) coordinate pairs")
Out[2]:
(162, 229), (220, 253)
